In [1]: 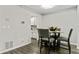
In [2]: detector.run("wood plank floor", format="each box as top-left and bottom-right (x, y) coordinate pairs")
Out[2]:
(3, 39), (79, 54)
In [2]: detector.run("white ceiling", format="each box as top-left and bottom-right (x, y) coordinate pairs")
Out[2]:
(20, 5), (76, 15)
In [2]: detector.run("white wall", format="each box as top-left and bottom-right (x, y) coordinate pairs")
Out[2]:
(19, 6), (42, 28)
(77, 6), (79, 49)
(0, 6), (42, 53)
(42, 8), (77, 45)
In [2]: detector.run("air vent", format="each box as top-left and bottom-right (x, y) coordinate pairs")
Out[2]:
(5, 41), (13, 49)
(5, 42), (9, 49)
(9, 41), (13, 48)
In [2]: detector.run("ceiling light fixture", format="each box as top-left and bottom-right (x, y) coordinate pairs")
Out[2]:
(41, 5), (55, 9)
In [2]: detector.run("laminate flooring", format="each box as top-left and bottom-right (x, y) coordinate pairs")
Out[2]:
(3, 39), (79, 54)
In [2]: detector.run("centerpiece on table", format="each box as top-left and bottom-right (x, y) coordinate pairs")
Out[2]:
(49, 26), (60, 31)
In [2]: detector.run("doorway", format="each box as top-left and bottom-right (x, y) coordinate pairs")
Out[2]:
(30, 16), (38, 40)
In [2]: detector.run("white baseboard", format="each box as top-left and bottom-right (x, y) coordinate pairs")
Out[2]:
(0, 42), (31, 54)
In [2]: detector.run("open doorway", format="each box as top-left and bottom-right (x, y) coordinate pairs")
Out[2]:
(30, 16), (38, 40)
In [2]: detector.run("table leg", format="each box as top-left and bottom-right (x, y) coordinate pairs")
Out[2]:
(53, 39), (56, 51)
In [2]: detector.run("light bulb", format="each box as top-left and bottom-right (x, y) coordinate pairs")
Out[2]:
(41, 5), (55, 9)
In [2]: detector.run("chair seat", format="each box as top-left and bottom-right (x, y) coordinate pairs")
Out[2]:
(41, 38), (54, 42)
(60, 45), (69, 50)
(58, 42), (69, 50)
(58, 37), (68, 42)
(39, 37), (48, 41)
(60, 42), (68, 46)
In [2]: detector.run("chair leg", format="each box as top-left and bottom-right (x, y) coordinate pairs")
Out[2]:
(38, 40), (40, 47)
(68, 43), (71, 54)
(40, 43), (43, 54)
(40, 40), (42, 54)
(57, 40), (60, 50)
(69, 45), (71, 54)
(48, 43), (51, 54)
(40, 46), (42, 54)
(53, 40), (56, 52)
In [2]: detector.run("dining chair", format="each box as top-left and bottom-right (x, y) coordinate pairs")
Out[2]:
(57, 28), (73, 54)
(38, 29), (51, 53)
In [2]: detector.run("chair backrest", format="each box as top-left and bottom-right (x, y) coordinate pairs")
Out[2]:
(38, 29), (49, 38)
(68, 28), (73, 41)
